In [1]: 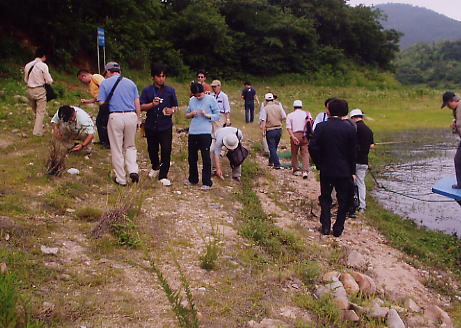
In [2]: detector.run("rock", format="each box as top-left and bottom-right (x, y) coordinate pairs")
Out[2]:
(387, 309), (405, 328)
(321, 271), (340, 282)
(349, 302), (366, 314)
(424, 305), (453, 327)
(279, 306), (297, 320)
(40, 245), (58, 255)
(0, 263), (7, 274)
(340, 273), (360, 295)
(368, 299), (389, 319)
(341, 310), (360, 321)
(406, 314), (429, 327)
(67, 168), (80, 175)
(347, 250), (367, 269)
(403, 297), (421, 312)
(256, 318), (287, 328)
(316, 281), (349, 310)
(350, 271), (376, 295)
(66, 208), (76, 213)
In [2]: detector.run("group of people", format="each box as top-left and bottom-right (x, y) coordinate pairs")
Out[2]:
(24, 49), (390, 237)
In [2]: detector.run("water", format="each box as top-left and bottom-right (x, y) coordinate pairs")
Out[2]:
(372, 141), (461, 236)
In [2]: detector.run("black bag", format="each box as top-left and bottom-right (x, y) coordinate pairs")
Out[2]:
(99, 75), (123, 116)
(44, 84), (57, 102)
(352, 184), (360, 212)
(226, 131), (248, 168)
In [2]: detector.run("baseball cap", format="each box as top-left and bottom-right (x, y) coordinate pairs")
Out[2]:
(265, 93), (274, 101)
(104, 62), (121, 73)
(441, 91), (456, 108)
(223, 133), (239, 150)
(293, 100), (303, 108)
(350, 109), (364, 117)
(211, 80), (221, 87)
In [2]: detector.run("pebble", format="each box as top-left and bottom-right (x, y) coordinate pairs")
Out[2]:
(67, 168), (80, 175)
(40, 245), (58, 255)
(66, 208), (76, 213)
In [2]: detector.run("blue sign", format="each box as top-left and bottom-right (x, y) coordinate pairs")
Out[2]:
(97, 28), (105, 47)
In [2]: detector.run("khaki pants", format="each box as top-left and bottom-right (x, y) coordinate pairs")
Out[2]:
(27, 87), (47, 136)
(108, 112), (138, 185)
(211, 113), (227, 138)
(210, 143), (241, 178)
(290, 131), (309, 173)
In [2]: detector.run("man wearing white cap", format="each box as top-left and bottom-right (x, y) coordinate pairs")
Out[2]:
(212, 126), (244, 181)
(286, 100), (311, 179)
(350, 108), (374, 211)
(260, 93), (286, 169)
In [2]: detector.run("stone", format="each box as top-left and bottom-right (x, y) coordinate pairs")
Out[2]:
(339, 273), (360, 295)
(387, 309), (405, 328)
(341, 310), (360, 321)
(317, 281), (349, 310)
(349, 302), (366, 314)
(0, 263), (7, 274)
(40, 245), (58, 255)
(350, 271), (376, 295)
(321, 271), (340, 282)
(67, 168), (80, 175)
(257, 318), (287, 328)
(406, 314), (429, 327)
(347, 250), (367, 269)
(367, 299), (389, 319)
(424, 305), (453, 327)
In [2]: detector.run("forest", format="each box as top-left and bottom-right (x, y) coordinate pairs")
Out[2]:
(0, 0), (400, 78)
(395, 40), (461, 88)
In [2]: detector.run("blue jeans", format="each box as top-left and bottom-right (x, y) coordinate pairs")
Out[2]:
(244, 103), (254, 123)
(266, 128), (282, 167)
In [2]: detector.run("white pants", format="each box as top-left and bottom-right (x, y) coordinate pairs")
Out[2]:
(355, 164), (368, 210)
(108, 112), (138, 185)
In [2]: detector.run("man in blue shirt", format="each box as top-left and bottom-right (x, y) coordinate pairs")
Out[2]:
(140, 63), (178, 186)
(241, 81), (259, 123)
(98, 62), (141, 186)
(185, 82), (220, 189)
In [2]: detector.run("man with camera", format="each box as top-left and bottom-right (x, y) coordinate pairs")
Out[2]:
(140, 63), (178, 186)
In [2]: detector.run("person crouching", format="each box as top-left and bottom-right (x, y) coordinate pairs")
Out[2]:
(212, 126), (244, 182)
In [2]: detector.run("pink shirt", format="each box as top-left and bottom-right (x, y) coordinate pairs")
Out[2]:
(286, 109), (310, 132)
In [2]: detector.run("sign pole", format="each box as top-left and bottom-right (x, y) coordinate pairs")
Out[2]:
(97, 28), (106, 74)
(97, 33), (100, 74)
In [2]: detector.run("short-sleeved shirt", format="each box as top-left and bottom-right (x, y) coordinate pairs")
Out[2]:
(242, 87), (256, 104)
(24, 59), (53, 87)
(286, 109), (311, 133)
(140, 85), (178, 131)
(186, 95), (220, 135)
(213, 127), (243, 156)
(89, 74), (104, 99)
(51, 106), (94, 135)
(97, 74), (139, 112)
(211, 91), (230, 114)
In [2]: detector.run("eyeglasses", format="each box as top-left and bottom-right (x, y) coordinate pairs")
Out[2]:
(197, 75), (205, 79)
(211, 85), (219, 88)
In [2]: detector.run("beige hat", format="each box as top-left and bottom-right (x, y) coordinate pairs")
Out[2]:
(223, 133), (239, 150)
(211, 80), (221, 87)
(293, 100), (303, 108)
(350, 108), (364, 117)
(265, 93), (274, 101)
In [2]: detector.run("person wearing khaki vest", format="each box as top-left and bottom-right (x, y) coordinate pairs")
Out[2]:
(24, 48), (53, 136)
(260, 93), (286, 169)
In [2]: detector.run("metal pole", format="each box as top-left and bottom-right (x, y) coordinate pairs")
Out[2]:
(103, 46), (106, 68)
(97, 39), (100, 75)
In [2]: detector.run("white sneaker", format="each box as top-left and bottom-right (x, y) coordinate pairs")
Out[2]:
(303, 172), (308, 179)
(148, 169), (159, 178)
(200, 185), (212, 190)
(160, 178), (172, 186)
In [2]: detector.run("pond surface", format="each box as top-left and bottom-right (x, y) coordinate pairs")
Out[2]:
(372, 140), (461, 236)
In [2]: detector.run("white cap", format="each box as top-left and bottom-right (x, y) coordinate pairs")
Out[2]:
(293, 100), (303, 108)
(265, 93), (274, 101)
(223, 133), (239, 150)
(350, 108), (364, 117)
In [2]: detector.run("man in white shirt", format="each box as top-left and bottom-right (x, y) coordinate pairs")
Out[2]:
(51, 105), (94, 153)
(24, 48), (53, 136)
(286, 100), (311, 179)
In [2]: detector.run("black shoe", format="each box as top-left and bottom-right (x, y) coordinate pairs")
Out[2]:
(130, 173), (139, 183)
(273, 166), (281, 170)
(320, 227), (330, 235)
(452, 184), (461, 189)
(94, 141), (104, 145)
(347, 212), (357, 219)
(112, 176), (127, 187)
(332, 230), (342, 237)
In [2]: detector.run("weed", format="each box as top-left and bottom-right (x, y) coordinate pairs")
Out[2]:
(294, 293), (344, 328)
(198, 222), (222, 271)
(111, 217), (141, 249)
(150, 257), (199, 328)
(295, 261), (321, 287)
(75, 207), (103, 222)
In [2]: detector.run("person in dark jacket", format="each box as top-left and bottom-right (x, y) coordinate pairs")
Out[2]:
(309, 99), (357, 237)
(350, 109), (374, 211)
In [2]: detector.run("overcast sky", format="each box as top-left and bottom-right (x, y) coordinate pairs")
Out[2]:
(348, 0), (461, 22)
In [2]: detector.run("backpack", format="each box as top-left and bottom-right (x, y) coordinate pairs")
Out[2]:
(226, 131), (249, 168)
(304, 114), (315, 140)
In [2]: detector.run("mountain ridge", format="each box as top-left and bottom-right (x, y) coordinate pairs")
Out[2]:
(376, 3), (461, 49)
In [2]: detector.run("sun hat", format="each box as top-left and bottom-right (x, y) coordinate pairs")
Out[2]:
(265, 93), (274, 101)
(293, 100), (303, 108)
(223, 133), (239, 150)
(350, 108), (364, 117)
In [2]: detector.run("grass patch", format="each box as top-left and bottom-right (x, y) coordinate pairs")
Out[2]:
(75, 207), (103, 222)
(365, 198), (461, 276)
(294, 294), (344, 328)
